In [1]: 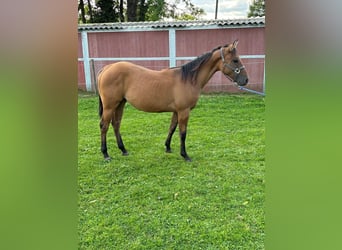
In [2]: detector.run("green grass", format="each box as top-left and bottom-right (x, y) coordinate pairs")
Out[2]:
(78, 93), (265, 249)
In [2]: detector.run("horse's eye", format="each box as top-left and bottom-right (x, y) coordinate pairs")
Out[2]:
(233, 59), (239, 64)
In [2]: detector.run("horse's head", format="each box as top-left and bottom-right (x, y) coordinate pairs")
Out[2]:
(220, 40), (248, 86)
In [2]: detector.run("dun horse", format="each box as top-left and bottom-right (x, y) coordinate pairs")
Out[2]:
(98, 40), (248, 161)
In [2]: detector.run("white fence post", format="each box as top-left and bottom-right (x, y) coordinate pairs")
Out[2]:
(168, 29), (176, 67)
(81, 31), (92, 91)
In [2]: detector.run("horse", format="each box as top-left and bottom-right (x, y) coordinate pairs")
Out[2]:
(97, 40), (248, 161)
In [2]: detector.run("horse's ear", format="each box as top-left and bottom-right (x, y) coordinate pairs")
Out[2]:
(233, 39), (239, 48)
(229, 39), (239, 52)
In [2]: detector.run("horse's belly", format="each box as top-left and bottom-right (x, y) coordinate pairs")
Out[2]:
(129, 101), (175, 113)
(126, 93), (175, 113)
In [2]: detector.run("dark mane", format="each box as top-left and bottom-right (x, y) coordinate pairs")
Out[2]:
(180, 45), (228, 84)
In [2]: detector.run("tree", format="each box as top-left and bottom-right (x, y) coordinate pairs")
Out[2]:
(248, 0), (265, 17)
(144, 0), (166, 21)
(174, 0), (204, 20)
(78, 0), (86, 23)
(93, 0), (119, 23)
(87, 0), (94, 22)
(138, 0), (148, 21)
(78, 0), (205, 23)
(119, 0), (124, 22)
(145, 0), (204, 21)
(78, 0), (94, 23)
(127, 0), (138, 21)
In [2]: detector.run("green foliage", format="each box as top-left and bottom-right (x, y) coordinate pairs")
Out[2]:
(175, 13), (197, 21)
(78, 93), (265, 249)
(173, 0), (204, 20)
(144, 0), (167, 21)
(93, 0), (119, 22)
(248, 0), (265, 17)
(78, 0), (205, 23)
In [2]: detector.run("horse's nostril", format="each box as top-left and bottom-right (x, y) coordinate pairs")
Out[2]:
(245, 78), (249, 84)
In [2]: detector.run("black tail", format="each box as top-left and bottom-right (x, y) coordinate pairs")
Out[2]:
(99, 95), (103, 118)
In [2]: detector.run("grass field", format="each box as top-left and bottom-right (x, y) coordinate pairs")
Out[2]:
(78, 92), (265, 249)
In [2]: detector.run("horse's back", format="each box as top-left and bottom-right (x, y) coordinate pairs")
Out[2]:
(98, 62), (156, 86)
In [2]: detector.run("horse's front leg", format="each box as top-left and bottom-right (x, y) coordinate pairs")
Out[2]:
(177, 109), (191, 162)
(165, 112), (178, 153)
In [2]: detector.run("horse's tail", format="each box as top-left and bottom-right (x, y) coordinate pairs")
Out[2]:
(99, 95), (103, 118)
(97, 67), (106, 118)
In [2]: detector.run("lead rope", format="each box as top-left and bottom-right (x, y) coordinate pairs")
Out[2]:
(237, 85), (265, 96)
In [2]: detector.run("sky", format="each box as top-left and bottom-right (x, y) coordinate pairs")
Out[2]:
(190, 0), (251, 20)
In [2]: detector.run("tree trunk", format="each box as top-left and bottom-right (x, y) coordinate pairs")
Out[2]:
(139, 0), (148, 21)
(127, 0), (138, 21)
(79, 0), (86, 23)
(87, 0), (94, 22)
(119, 0), (124, 22)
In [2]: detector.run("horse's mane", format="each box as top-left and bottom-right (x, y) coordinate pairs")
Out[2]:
(180, 45), (228, 84)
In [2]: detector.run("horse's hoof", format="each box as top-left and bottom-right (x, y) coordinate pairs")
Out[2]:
(183, 156), (192, 162)
(122, 151), (129, 156)
(104, 156), (111, 161)
(165, 149), (172, 153)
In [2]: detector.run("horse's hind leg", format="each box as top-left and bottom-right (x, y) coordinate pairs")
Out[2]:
(100, 108), (113, 160)
(165, 112), (178, 153)
(112, 99), (128, 156)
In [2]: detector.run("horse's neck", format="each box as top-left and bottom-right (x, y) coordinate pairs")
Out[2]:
(197, 50), (221, 89)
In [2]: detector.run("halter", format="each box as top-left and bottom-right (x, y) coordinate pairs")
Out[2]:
(220, 47), (245, 80)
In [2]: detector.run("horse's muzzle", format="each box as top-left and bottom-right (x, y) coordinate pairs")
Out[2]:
(236, 76), (248, 86)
